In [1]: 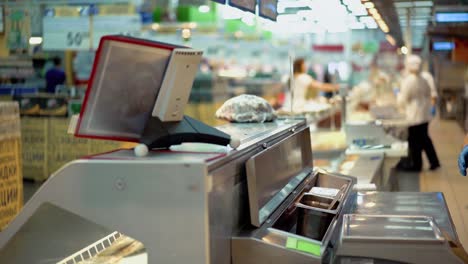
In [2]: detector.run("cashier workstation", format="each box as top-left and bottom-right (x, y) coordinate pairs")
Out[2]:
(0, 36), (466, 264)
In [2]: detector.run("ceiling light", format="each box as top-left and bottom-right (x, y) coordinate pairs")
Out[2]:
(368, 8), (378, 15)
(401, 46), (408, 55)
(372, 12), (381, 20)
(29, 37), (43, 45)
(364, 2), (374, 9)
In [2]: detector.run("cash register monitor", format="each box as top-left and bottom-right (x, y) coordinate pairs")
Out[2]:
(75, 35), (231, 149)
(75, 36), (198, 141)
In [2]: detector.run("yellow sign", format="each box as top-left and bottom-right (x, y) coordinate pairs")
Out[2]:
(98, 4), (136, 15)
(53, 7), (81, 17)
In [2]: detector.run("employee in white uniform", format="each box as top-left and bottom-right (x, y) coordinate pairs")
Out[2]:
(284, 58), (339, 111)
(397, 55), (440, 171)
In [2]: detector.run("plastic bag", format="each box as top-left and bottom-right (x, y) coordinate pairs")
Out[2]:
(215, 94), (276, 123)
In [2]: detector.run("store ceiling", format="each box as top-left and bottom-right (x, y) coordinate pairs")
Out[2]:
(376, 0), (467, 49)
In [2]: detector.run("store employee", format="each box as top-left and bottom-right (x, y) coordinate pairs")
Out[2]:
(283, 58), (339, 111)
(45, 57), (66, 94)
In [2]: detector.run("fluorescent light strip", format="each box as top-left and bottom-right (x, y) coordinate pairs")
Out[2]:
(372, 12), (381, 20)
(364, 2), (374, 9)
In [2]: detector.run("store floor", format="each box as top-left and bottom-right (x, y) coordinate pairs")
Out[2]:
(393, 118), (468, 250)
(417, 118), (468, 250)
(20, 118), (468, 251)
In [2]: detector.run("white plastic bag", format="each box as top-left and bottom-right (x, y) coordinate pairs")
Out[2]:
(215, 94), (276, 123)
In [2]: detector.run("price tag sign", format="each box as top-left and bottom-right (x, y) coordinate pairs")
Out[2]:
(43, 16), (90, 50)
(92, 15), (141, 48)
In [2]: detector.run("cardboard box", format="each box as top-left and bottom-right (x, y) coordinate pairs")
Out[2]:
(47, 118), (89, 176)
(21, 117), (133, 181)
(21, 118), (48, 181)
(0, 102), (23, 230)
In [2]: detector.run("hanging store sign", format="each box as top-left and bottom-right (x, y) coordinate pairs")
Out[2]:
(92, 15), (141, 48)
(312, 44), (344, 52)
(43, 5), (141, 51)
(43, 16), (90, 50)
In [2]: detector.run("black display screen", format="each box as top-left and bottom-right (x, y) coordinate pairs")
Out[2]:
(229, 0), (256, 14)
(259, 0), (278, 21)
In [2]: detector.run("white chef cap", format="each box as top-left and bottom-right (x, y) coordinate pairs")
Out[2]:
(405, 55), (422, 73)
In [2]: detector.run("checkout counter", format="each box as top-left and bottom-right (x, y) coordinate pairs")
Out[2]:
(0, 37), (465, 263)
(0, 119), (464, 263)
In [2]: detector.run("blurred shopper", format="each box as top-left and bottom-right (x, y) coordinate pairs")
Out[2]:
(45, 57), (66, 94)
(397, 55), (440, 171)
(284, 58), (339, 111)
(322, 68), (334, 99)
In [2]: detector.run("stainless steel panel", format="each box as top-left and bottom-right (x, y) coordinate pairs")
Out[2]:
(206, 120), (309, 264)
(216, 119), (304, 150)
(246, 128), (312, 227)
(0, 203), (111, 264)
(342, 214), (444, 243)
(351, 192), (458, 242)
(231, 171), (357, 264)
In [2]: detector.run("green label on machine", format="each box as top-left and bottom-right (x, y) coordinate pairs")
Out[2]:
(285, 237), (321, 256)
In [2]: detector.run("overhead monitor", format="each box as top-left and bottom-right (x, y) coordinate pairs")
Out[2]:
(433, 42), (455, 51)
(75, 35), (203, 142)
(229, 0), (256, 14)
(435, 12), (468, 23)
(259, 0), (278, 21)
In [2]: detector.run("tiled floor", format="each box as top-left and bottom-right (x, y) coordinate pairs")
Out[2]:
(419, 118), (468, 249)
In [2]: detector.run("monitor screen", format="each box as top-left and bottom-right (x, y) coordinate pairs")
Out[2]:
(229, 0), (256, 14)
(76, 36), (178, 141)
(435, 12), (468, 23)
(433, 42), (455, 51)
(259, 0), (278, 21)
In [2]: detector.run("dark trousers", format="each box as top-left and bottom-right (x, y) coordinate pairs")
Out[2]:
(408, 122), (440, 170)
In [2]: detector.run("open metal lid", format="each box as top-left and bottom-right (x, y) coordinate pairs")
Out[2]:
(246, 128), (312, 227)
(342, 214), (445, 243)
(75, 36), (185, 142)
